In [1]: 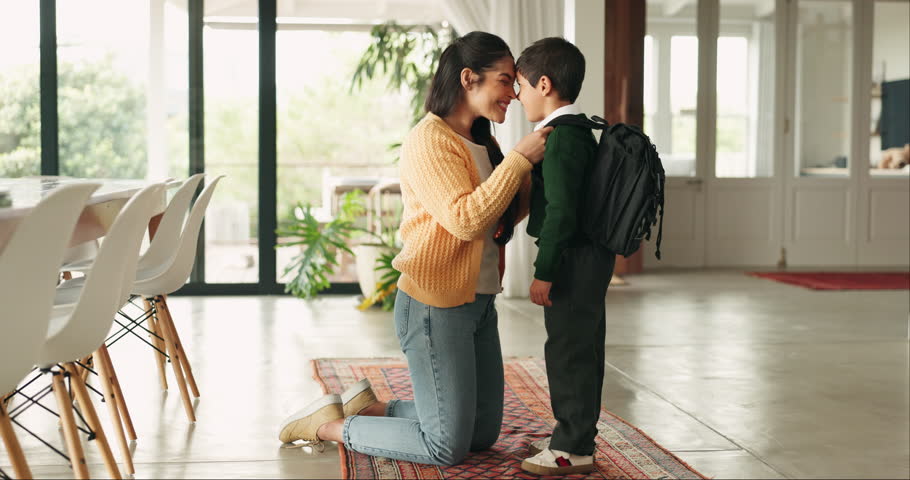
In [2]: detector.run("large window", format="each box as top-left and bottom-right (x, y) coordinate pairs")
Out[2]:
(715, 36), (751, 177)
(715, 0), (776, 178)
(669, 35), (699, 171)
(869, 0), (910, 177)
(56, 0), (185, 181)
(646, 0), (776, 179)
(645, 2), (699, 177)
(274, 28), (411, 283)
(0, 0), (445, 293)
(643, 34), (655, 138)
(0, 3), (41, 177)
(794, 0), (854, 177)
(201, 19), (260, 284)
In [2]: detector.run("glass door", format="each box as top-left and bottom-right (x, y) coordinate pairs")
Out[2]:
(643, 0), (706, 266)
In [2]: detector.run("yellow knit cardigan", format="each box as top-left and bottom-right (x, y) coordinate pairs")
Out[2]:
(393, 113), (533, 308)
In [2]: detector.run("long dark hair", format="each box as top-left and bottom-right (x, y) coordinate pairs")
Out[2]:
(424, 31), (520, 246)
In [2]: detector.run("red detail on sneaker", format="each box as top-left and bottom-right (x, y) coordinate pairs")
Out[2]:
(555, 456), (572, 467)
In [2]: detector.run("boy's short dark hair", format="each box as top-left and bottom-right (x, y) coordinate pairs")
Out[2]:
(516, 37), (586, 103)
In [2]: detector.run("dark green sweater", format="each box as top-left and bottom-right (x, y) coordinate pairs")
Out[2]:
(526, 115), (598, 281)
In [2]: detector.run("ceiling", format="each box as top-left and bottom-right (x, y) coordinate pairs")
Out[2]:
(167, 0), (445, 24)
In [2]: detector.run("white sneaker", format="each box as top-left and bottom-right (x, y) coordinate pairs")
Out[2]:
(520, 448), (595, 476)
(527, 436), (550, 456)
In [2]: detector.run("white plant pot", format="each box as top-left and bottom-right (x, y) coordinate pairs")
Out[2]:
(352, 244), (397, 298)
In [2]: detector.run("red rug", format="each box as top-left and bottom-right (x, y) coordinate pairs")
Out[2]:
(748, 271), (910, 290)
(312, 357), (708, 480)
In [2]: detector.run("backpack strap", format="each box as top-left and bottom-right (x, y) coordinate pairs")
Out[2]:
(655, 199), (664, 260)
(546, 114), (606, 130)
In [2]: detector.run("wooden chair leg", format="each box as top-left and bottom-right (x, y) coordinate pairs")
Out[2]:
(0, 397), (32, 479)
(158, 296), (200, 398)
(93, 349), (135, 475)
(79, 355), (93, 384)
(96, 345), (137, 441)
(65, 354), (89, 406)
(64, 363), (122, 479)
(50, 370), (89, 479)
(145, 298), (169, 391)
(154, 297), (196, 422)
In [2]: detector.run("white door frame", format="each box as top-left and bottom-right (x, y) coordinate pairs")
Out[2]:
(780, 0), (857, 266)
(644, 0), (786, 268)
(781, 0), (909, 267)
(642, 9), (708, 268)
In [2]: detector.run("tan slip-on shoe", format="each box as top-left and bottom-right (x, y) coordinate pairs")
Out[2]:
(278, 394), (343, 447)
(341, 379), (378, 417)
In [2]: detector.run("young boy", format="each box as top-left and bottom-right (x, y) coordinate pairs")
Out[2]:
(515, 37), (615, 476)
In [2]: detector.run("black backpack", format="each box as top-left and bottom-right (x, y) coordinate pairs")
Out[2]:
(547, 114), (666, 259)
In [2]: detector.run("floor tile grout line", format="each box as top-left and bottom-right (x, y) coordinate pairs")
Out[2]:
(603, 360), (792, 480)
(501, 297), (794, 478)
(603, 339), (908, 348)
(668, 448), (745, 453)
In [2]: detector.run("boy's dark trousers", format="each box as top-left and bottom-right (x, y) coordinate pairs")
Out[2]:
(543, 241), (615, 456)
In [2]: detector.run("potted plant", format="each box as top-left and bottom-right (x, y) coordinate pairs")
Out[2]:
(278, 188), (402, 310)
(353, 228), (401, 311)
(355, 248), (400, 311)
(277, 190), (371, 299)
(350, 22), (453, 128)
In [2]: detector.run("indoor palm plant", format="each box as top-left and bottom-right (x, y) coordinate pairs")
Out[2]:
(350, 22), (453, 126)
(278, 191), (377, 299)
(278, 189), (402, 310)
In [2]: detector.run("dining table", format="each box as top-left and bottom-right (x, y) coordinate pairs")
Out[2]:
(0, 176), (175, 256)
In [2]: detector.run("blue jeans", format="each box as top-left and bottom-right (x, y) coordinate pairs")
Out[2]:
(341, 289), (504, 466)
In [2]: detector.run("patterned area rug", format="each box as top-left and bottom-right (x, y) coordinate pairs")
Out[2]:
(748, 271), (910, 290)
(312, 357), (708, 480)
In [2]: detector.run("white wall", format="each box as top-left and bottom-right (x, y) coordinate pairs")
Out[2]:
(564, 0), (605, 117)
(872, 2), (910, 81)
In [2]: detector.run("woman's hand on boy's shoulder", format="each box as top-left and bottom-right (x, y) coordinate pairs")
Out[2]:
(514, 126), (554, 166)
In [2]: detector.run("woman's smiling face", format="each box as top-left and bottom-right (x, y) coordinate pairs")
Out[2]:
(462, 56), (518, 124)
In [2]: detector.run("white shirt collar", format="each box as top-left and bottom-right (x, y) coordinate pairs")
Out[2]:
(534, 103), (582, 131)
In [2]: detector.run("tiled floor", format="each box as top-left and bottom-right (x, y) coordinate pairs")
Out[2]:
(2, 270), (908, 479)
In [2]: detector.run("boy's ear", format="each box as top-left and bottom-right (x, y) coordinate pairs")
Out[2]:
(460, 68), (480, 90)
(537, 75), (553, 96)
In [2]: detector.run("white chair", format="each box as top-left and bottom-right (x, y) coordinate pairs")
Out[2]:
(0, 182), (100, 480)
(58, 174), (212, 423)
(124, 174), (205, 395)
(56, 175), (223, 423)
(136, 175), (205, 273)
(129, 175), (224, 422)
(98, 173), (205, 407)
(62, 174), (204, 284)
(117, 173), (205, 393)
(61, 240), (99, 268)
(35, 182), (164, 479)
(132, 175), (224, 298)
